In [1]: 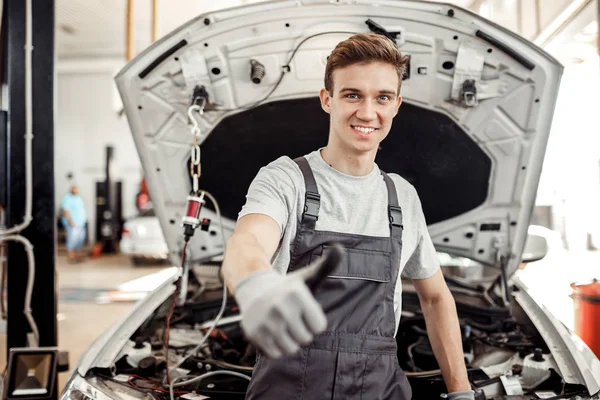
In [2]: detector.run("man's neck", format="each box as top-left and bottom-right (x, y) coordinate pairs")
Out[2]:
(320, 145), (376, 177)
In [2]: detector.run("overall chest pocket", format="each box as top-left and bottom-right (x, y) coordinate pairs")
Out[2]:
(310, 245), (392, 283)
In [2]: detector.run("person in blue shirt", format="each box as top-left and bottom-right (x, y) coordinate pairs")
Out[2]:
(60, 185), (87, 262)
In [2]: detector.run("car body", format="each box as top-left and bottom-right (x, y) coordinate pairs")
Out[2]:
(119, 209), (169, 264)
(61, 1), (600, 399)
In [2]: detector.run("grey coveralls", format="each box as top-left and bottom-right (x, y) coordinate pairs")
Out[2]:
(245, 156), (412, 400)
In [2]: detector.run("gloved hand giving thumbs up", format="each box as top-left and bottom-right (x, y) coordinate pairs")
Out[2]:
(233, 244), (344, 359)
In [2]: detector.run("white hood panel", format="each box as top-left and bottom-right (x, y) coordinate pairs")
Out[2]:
(115, 0), (562, 276)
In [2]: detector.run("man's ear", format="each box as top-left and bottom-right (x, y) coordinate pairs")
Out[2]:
(319, 88), (331, 114)
(394, 95), (403, 117)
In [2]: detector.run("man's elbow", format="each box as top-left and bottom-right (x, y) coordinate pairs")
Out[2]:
(420, 286), (455, 313)
(221, 232), (254, 289)
(222, 234), (241, 275)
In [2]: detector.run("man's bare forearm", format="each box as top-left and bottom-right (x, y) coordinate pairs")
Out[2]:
(420, 289), (471, 393)
(222, 232), (272, 294)
(62, 209), (75, 227)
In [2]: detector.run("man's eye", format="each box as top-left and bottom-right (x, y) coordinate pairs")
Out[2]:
(378, 95), (391, 101)
(346, 94), (359, 99)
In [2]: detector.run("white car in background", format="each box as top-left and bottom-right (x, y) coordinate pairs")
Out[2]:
(119, 208), (169, 265)
(61, 1), (600, 399)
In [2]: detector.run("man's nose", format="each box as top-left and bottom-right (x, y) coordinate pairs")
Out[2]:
(356, 100), (377, 121)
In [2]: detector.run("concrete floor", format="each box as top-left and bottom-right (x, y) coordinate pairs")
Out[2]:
(1, 248), (598, 396)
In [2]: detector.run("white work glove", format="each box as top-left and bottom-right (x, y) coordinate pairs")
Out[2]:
(446, 390), (475, 400)
(234, 245), (344, 359)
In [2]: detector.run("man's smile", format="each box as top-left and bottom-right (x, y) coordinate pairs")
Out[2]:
(351, 125), (378, 135)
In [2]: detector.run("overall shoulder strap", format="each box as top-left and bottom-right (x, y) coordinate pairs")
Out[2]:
(293, 156), (320, 230)
(380, 171), (404, 240)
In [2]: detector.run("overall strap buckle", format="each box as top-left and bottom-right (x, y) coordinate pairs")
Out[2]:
(388, 205), (403, 229)
(303, 191), (320, 220)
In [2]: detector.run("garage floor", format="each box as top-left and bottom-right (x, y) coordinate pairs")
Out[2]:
(1, 248), (599, 395)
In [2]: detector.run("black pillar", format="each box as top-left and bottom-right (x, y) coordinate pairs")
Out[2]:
(3, 0), (57, 361)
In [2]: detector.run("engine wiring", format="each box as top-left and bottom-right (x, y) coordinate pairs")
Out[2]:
(198, 358), (253, 372)
(164, 190), (249, 400)
(169, 371), (251, 400)
(164, 242), (188, 386)
(96, 372), (186, 398)
(129, 375), (189, 397)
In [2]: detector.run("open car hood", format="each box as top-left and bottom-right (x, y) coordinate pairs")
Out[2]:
(115, 0), (563, 277)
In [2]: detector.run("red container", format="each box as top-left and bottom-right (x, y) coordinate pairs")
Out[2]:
(571, 279), (600, 359)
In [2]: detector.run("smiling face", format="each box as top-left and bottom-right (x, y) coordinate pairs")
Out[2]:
(320, 61), (402, 156)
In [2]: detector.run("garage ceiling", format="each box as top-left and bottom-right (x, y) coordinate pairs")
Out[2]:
(543, 0), (598, 64)
(55, 0), (476, 60)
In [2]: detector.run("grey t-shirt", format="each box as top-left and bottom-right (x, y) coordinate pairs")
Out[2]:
(238, 149), (440, 335)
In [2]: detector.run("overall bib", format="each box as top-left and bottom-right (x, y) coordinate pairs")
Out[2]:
(246, 157), (412, 400)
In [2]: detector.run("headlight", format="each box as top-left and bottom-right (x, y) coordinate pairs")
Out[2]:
(61, 374), (104, 400)
(60, 374), (142, 400)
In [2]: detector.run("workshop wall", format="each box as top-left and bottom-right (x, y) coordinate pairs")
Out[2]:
(55, 70), (142, 243)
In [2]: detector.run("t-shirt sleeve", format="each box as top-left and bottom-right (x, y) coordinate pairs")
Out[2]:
(238, 157), (297, 236)
(401, 188), (440, 279)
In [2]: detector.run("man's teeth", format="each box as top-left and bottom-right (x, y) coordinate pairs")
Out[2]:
(353, 126), (376, 134)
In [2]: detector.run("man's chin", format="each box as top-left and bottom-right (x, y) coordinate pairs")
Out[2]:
(347, 141), (379, 154)
(330, 132), (381, 154)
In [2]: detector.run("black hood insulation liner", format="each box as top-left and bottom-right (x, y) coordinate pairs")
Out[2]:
(196, 98), (491, 225)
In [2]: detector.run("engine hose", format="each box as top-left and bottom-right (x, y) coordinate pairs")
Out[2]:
(405, 367), (481, 378)
(445, 276), (485, 291)
(201, 358), (253, 372)
(462, 318), (504, 332)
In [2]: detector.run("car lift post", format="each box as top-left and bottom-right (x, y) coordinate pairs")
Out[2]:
(2, 0), (58, 397)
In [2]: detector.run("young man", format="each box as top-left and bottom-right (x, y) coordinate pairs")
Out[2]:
(222, 33), (474, 399)
(60, 185), (87, 262)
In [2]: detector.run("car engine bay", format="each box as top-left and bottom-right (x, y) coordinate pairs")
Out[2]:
(77, 264), (593, 400)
